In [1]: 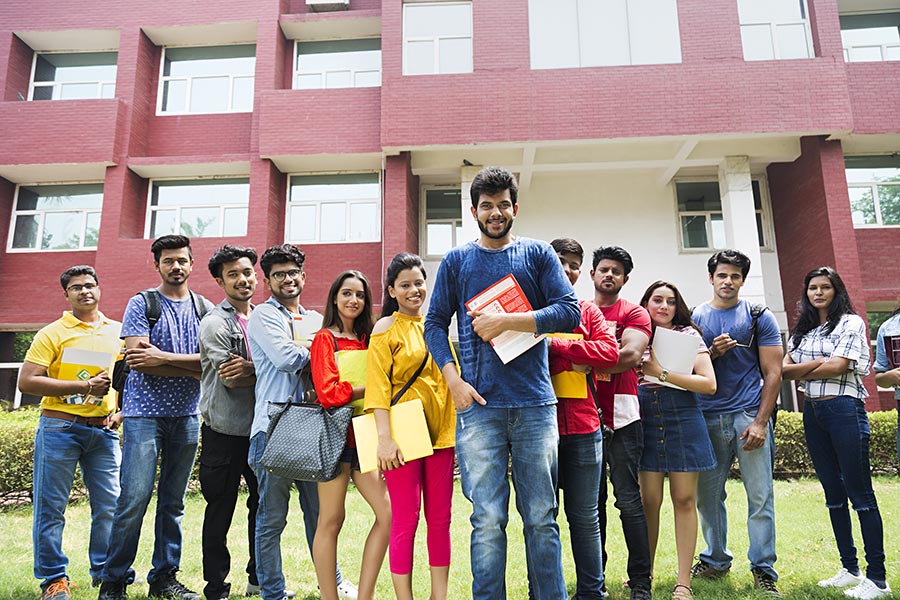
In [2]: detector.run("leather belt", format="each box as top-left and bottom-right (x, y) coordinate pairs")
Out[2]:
(42, 409), (111, 428)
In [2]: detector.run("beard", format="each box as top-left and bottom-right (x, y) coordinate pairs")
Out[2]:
(477, 217), (514, 240)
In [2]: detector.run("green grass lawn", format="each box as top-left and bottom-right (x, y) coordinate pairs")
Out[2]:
(2, 477), (898, 599)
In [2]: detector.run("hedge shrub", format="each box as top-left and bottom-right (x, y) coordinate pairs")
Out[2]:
(0, 407), (897, 506)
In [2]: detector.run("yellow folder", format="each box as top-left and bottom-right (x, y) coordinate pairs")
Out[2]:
(547, 332), (588, 398)
(352, 398), (434, 473)
(58, 348), (114, 382)
(336, 349), (367, 415)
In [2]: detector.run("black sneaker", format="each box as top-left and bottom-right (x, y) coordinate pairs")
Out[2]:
(691, 559), (730, 579)
(751, 568), (782, 598)
(148, 573), (201, 600)
(630, 586), (653, 600)
(97, 581), (127, 600)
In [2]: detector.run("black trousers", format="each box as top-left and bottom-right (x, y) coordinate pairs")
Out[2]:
(199, 424), (259, 599)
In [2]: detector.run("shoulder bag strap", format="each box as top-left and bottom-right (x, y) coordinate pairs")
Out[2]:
(391, 353), (430, 406)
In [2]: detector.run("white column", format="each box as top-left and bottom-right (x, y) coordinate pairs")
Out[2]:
(718, 156), (766, 304)
(459, 165), (481, 246)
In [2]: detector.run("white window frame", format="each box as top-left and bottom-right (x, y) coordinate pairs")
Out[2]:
(402, 1), (473, 76)
(739, 0), (815, 60)
(420, 185), (464, 259)
(293, 38), (382, 89)
(156, 44), (255, 116)
(28, 52), (117, 101)
(144, 177), (250, 239)
(840, 13), (900, 63)
(847, 180), (900, 228)
(7, 182), (103, 253)
(674, 175), (775, 253)
(285, 172), (382, 244)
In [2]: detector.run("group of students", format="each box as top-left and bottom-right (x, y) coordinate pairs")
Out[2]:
(21, 165), (897, 600)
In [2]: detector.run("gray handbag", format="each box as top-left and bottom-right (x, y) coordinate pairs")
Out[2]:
(260, 370), (353, 482)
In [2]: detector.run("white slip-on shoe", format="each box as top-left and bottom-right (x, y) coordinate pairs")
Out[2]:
(337, 579), (359, 599)
(844, 578), (892, 600)
(819, 568), (864, 588)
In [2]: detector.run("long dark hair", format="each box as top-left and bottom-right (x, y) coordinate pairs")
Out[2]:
(639, 280), (702, 335)
(790, 266), (855, 349)
(381, 253), (426, 318)
(322, 270), (374, 340)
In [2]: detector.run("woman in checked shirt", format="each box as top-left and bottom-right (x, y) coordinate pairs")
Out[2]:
(783, 267), (891, 599)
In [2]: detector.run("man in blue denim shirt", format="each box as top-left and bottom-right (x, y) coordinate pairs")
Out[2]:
(98, 235), (213, 600)
(873, 308), (900, 466)
(424, 167), (580, 600)
(246, 244), (355, 600)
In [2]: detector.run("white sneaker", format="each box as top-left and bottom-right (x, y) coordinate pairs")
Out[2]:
(819, 568), (864, 588)
(844, 578), (892, 599)
(245, 582), (296, 598)
(337, 579), (359, 599)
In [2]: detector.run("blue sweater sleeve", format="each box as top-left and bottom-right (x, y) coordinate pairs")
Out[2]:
(531, 242), (581, 335)
(424, 255), (458, 370)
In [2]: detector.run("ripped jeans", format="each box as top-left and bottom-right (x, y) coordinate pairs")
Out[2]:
(803, 395), (886, 582)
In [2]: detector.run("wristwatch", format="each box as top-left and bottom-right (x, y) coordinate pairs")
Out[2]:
(658, 369), (670, 382)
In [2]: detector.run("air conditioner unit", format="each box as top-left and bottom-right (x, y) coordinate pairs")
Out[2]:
(307, 0), (349, 11)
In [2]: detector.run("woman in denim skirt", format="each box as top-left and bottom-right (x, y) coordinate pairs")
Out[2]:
(637, 281), (717, 600)
(783, 267), (891, 600)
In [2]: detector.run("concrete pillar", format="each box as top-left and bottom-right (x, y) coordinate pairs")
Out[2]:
(460, 165), (481, 245)
(718, 156), (766, 304)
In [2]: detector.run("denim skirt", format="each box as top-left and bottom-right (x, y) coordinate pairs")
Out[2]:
(638, 384), (716, 473)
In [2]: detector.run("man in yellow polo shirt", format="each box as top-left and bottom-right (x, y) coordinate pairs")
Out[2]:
(19, 265), (123, 600)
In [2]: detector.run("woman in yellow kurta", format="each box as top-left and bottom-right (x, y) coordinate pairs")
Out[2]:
(365, 253), (456, 600)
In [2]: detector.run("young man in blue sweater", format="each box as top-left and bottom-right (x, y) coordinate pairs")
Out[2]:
(424, 167), (580, 600)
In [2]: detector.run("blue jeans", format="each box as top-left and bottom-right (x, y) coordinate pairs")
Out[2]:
(803, 396), (886, 582)
(559, 430), (604, 600)
(248, 432), (343, 600)
(598, 420), (652, 591)
(33, 416), (121, 588)
(696, 410), (778, 579)
(101, 415), (199, 585)
(456, 403), (566, 600)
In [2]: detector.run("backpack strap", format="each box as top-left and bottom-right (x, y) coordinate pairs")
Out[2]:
(190, 291), (210, 321)
(138, 289), (162, 331)
(749, 303), (768, 353)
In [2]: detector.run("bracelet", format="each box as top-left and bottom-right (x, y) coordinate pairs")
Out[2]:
(86, 382), (94, 396)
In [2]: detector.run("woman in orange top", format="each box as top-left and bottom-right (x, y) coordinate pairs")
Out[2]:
(310, 270), (390, 600)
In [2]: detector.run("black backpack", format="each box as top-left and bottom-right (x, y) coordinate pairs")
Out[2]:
(111, 289), (210, 393)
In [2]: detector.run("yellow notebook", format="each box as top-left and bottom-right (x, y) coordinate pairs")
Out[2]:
(352, 399), (434, 473)
(58, 348), (114, 382)
(547, 333), (588, 399)
(336, 349), (367, 415)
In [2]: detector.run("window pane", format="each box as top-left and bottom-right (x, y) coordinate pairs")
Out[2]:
(58, 82), (99, 100)
(849, 187), (877, 225)
(289, 205), (316, 241)
(681, 215), (709, 248)
(738, 0), (802, 24)
(162, 79), (187, 112)
(84, 213), (100, 247)
(406, 40), (435, 75)
(164, 45), (256, 77)
(878, 185), (900, 225)
(41, 212), (82, 249)
(31, 85), (54, 101)
(290, 174), (379, 202)
(529, 0), (580, 69)
(180, 206), (220, 237)
(848, 46), (885, 62)
(846, 164), (900, 183)
(320, 203), (346, 241)
(405, 3), (471, 38)
(579, 0), (629, 66)
(232, 76), (254, 111)
(628, 0), (682, 65)
(755, 211), (765, 246)
(150, 210), (177, 237)
(297, 73), (323, 89)
(223, 207), (248, 236)
(189, 76), (229, 113)
(427, 222), (454, 255)
(438, 37), (473, 74)
(426, 189), (462, 219)
(710, 213), (726, 248)
(842, 26), (900, 51)
(12, 215), (38, 249)
(887, 46), (900, 60)
(101, 83), (115, 98)
(17, 184), (104, 210)
(742, 24), (776, 60)
(297, 40), (382, 89)
(325, 70), (352, 88)
(676, 182), (721, 211)
(33, 52), (117, 84)
(349, 203), (378, 241)
(776, 23), (811, 59)
(355, 70), (381, 87)
(752, 180), (763, 209)
(153, 180), (249, 207)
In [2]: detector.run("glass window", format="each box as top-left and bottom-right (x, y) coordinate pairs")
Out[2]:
(738, 0), (813, 61)
(158, 45), (255, 114)
(9, 183), (103, 251)
(30, 52), (117, 101)
(287, 174), (381, 243)
(147, 179), (249, 238)
(295, 39), (381, 89)
(840, 13), (900, 63)
(846, 156), (900, 227)
(529, 0), (681, 69)
(675, 180), (767, 250)
(423, 188), (463, 256)
(403, 2), (473, 75)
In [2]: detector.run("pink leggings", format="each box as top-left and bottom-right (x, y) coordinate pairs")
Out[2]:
(382, 447), (455, 574)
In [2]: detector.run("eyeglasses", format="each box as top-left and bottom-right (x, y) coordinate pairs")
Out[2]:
(66, 283), (98, 293)
(733, 333), (755, 348)
(270, 269), (302, 282)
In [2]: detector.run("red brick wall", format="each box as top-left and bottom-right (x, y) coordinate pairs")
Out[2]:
(2, 32), (32, 102)
(847, 62), (900, 134)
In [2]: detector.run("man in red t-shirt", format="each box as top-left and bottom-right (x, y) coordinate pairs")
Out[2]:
(591, 246), (653, 600)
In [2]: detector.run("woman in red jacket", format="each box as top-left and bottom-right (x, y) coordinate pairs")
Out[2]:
(310, 270), (390, 600)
